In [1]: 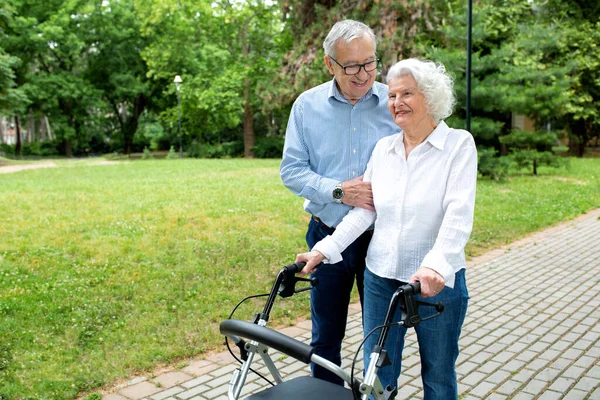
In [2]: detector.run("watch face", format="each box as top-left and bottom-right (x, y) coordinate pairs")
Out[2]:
(333, 188), (343, 199)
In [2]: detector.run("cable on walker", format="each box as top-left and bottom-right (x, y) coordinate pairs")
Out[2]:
(350, 281), (444, 400)
(224, 262), (316, 391)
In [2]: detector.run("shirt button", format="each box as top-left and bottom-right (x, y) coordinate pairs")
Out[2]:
(353, 149), (357, 154)
(353, 127), (356, 131)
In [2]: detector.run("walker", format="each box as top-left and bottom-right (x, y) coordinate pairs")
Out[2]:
(220, 262), (444, 400)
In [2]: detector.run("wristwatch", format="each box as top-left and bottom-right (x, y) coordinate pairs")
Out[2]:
(332, 182), (344, 204)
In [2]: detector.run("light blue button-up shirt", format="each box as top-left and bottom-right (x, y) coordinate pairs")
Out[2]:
(280, 78), (400, 228)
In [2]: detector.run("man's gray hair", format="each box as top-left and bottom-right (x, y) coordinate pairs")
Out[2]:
(323, 20), (377, 58)
(387, 58), (456, 123)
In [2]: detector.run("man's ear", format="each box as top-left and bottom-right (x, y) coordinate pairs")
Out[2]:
(324, 56), (335, 75)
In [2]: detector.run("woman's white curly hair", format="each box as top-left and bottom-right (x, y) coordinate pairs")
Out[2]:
(386, 58), (456, 123)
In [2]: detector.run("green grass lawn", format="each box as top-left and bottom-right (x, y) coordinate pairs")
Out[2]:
(0, 157), (599, 399)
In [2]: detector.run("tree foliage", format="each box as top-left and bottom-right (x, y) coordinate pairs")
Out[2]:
(0, 0), (598, 159)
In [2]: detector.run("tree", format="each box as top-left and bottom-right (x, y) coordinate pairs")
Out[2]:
(3, 0), (106, 156)
(138, 0), (284, 158)
(0, 3), (29, 156)
(499, 129), (564, 175)
(84, 0), (152, 155)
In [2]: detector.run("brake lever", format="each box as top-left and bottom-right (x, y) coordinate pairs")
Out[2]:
(413, 300), (445, 323)
(293, 278), (318, 294)
(279, 276), (318, 298)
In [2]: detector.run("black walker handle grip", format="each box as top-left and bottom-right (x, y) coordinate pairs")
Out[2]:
(410, 281), (421, 294)
(283, 262), (307, 274)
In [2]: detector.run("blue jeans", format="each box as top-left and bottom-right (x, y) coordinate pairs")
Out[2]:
(363, 268), (469, 399)
(306, 217), (372, 385)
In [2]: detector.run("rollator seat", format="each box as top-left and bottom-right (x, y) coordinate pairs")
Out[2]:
(245, 376), (355, 400)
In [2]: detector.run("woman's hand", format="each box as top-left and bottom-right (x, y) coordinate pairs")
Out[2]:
(410, 267), (445, 298)
(295, 250), (325, 277)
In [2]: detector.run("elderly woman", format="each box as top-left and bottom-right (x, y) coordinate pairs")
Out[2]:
(296, 58), (477, 399)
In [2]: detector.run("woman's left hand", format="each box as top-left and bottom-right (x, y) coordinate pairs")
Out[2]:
(410, 267), (445, 298)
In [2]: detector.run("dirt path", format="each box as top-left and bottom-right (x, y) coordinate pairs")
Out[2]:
(0, 159), (123, 174)
(0, 161), (57, 174)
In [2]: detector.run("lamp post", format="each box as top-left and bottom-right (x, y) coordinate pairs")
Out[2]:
(174, 75), (183, 159)
(466, 0), (472, 132)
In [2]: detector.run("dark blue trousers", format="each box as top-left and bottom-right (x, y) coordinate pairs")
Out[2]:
(306, 217), (372, 385)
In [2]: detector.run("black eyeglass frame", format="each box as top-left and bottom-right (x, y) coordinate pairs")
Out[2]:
(328, 56), (380, 75)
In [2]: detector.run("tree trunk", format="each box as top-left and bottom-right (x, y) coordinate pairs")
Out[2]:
(0, 117), (5, 144)
(64, 140), (72, 157)
(568, 119), (589, 158)
(243, 81), (255, 158)
(240, 17), (255, 159)
(15, 115), (22, 157)
(27, 109), (35, 142)
(123, 94), (147, 156)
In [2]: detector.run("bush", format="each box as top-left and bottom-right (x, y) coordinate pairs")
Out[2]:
(499, 129), (565, 175)
(142, 147), (153, 159)
(252, 137), (284, 158)
(187, 141), (243, 158)
(478, 147), (511, 181)
(166, 146), (178, 159)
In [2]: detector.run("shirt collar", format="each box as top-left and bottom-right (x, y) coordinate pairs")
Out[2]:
(328, 78), (376, 104)
(387, 120), (452, 154)
(427, 120), (451, 150)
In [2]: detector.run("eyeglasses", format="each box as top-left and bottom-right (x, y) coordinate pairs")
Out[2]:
(328, 56), (380, 75)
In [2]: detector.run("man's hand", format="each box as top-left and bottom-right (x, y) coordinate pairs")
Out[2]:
(341, 175), (374, 211)
(295, 250), (325, 277)
(410, 267), (445, 298)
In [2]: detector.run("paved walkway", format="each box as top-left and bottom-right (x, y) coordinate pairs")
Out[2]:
(102, 209), (600, 400)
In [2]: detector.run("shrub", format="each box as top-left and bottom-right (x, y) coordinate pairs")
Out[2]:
(166, 146), (178, 159)
(142, 147), (153, 159)
(499, 129), (565, 175)
(187, 141), (243, 158)
(252, 137), (284, 158)
(477, 147), (511, 181)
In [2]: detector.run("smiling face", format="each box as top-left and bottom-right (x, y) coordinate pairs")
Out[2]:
(324, 34), (377, 104)
(387, 74), (434, 132)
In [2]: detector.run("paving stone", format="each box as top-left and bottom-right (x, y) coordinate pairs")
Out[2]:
(456, 361), (479, 376)
(548, 376), (576, 393)
(562, 389), (589, 400)
(496, 373), (525, 393)
(572, 376), (600, 392)
(486, 369), (511, 385)
(468, 381), (496, 398)
(536, 390), (562, 400)
(118, 381), (163, 399)
(479, 360), (502, 374)
(510, 393), (534, 400)
(461, 371), (487, 387)
(103, 395), (129, 400)
(521, 379), (548, 396)
(149, 386), (185, 400)
(181, 360), (220, 377)
(486, 393), (508, 400)
(205, 372), (236, 389)
(573, 356), (596, 369)
(153, 371), (193, 389)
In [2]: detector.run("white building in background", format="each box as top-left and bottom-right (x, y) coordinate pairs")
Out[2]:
(0, 117), (16, 144)
(0, 115), (54, 145)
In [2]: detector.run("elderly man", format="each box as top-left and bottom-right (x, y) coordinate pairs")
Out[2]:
(280, 19), (400, 385)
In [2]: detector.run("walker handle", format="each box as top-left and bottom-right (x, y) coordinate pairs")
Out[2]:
(283, 262), (307, 274)
(409, 281), (421, 294)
